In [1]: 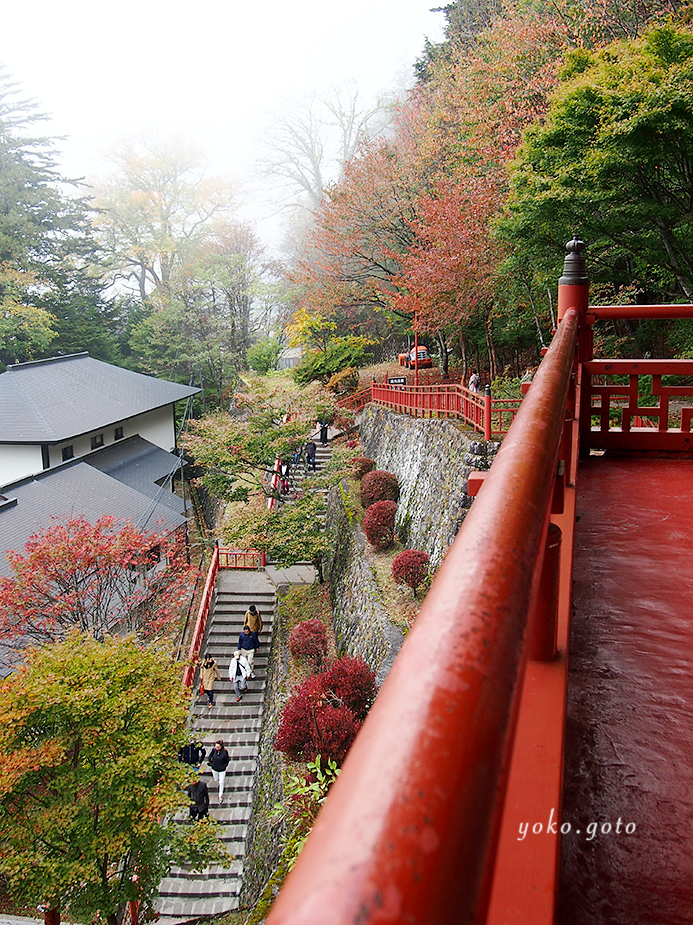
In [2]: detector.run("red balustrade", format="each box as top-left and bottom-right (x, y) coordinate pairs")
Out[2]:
(581, 304), (693, 453)
(218, 548), (266, 569)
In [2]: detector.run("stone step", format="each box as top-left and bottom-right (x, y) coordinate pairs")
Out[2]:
(159, 875), (241, 897)
(170, 858), (244, 878)
(154, 895), (240, 920)
(157, 578), (275, 917)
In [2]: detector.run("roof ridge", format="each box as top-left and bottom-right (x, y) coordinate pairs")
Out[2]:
(7, 352), (89, 371)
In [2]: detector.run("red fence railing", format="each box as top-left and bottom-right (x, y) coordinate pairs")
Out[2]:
(582, 304), (693, 453)
(181, 544), (219, 690)
(340, 382), (522, 439)
(372, 382), (512, 439)
(218, 548), (266, 569)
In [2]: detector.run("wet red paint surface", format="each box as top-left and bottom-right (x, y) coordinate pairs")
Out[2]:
(558, 456), (693, 924)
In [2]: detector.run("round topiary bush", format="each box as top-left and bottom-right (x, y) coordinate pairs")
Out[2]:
(351, 456), (376, 479)
(360, 469), (399, 508)
(363, 499), (397, 549)
(392, 549), (430, 597)
(289, 619), (328, 668)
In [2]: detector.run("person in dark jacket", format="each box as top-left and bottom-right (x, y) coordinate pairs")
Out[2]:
(237, 625), (260, 676)
(178, 741), (206, 768)
(319, 420), (329, 446)
(208, 739), (230, 803)
(186, 776), (209, 821)
(305, 440), (317, 472)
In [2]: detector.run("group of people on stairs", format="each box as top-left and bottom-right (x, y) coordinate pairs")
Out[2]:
(198, 604), (263, 708)
(181, 602), (266, 822)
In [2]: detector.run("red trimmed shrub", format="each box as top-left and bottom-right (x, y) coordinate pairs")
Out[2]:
(289, 619), (328, 668)
(363, 500), (397, 549)
(322, 657), (377, 721)
(392, 549), (430, 596)
(361, 469), (399, 508)
(311, 704), (361, 764)
(274, 675), (324, 760)
(351, 456), (376, 479)
(275, 657), (377, 762)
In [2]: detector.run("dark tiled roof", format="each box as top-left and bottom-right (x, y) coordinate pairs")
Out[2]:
(0, 353), (199, 443)
(0, 461), (186, 579)
(85, 435), (185, 514)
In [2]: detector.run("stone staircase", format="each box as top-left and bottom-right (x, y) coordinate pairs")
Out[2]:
(154, 571), (277, 924)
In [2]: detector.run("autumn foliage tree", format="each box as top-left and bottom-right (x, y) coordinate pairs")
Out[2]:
(0, 631), (226, 925)
(0, 515), (195, 648)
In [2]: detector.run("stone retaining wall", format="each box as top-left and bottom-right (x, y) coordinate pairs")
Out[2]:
(325, 488), (404, 686)
(359, 405), (499, 567)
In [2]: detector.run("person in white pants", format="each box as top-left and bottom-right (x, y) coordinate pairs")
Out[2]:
(208, 739), (230, 803)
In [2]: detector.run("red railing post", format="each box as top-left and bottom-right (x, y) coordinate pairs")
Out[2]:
(528, 522), (562, 661)
(484, 384), (492, 440)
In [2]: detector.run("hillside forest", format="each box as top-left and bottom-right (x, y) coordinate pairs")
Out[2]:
(2, 0), (693, 397)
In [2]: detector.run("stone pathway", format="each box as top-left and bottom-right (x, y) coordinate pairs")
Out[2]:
(154, 434), (333, 922)
(154, 570), (277, 924)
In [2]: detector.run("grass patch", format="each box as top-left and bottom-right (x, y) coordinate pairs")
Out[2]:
(364, 539), (423, 633)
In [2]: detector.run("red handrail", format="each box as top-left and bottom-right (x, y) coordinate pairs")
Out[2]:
(181, 544), (219, 689)
(266, 309), (579, 925)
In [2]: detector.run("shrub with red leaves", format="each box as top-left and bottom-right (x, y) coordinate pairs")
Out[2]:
(322, 656), (377, 722)
(275, 657), (377, 763)
(363, 499), (397, 549)
(275, 675), (324, 760)
(392, 549), (430, 596)
(289, 619), (328, 668)
(360, 469), (399, 508)
(351, 456), (376, 479)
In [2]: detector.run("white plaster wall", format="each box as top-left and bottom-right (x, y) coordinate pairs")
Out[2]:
(135, 406), (177, 451)
(0, 444), (43, 486)
(3, 404), (177, 484)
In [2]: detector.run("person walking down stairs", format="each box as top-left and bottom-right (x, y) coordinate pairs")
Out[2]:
(208, 739), (230, 804)
(199, 654), (220, 711)
(229, 650), (251, 702)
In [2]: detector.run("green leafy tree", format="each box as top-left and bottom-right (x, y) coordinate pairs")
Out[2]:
(184, 376), (345, 501)
(0, 631), (226, 925)
(502, 24), (693, 300)
(247, 337), (282, 374)
(0, 69), (116, 368)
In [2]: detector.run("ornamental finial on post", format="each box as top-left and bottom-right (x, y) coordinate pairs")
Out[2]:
(559, 236), (587, 287)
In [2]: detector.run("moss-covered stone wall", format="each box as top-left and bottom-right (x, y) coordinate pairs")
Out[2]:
(325, 489), (405, 686)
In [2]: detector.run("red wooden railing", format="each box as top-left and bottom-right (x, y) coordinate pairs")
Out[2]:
(181, 544), (266, 689)
(337, 385), (373, 412)
(218, 548), (266, 569)
(181, 544), (220, 689)
(578, 303), (693, 452)
(339, 381), (522, 439)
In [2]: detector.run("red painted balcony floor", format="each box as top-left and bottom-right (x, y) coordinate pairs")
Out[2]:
(558, 455), (693, 924)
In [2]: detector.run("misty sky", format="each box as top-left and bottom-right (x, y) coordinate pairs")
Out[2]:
(0, 0), (445, 246)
